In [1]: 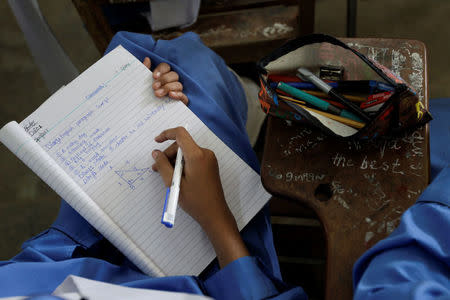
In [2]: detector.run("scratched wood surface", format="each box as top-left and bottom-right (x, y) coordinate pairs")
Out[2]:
(73, 1), (312, 64)
(261, 39), (429, 300)
(151, 5), (300, 64)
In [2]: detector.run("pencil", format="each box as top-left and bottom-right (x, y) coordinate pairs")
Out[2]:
(278, 94), (306, 105)
(294, 102), (365, 129)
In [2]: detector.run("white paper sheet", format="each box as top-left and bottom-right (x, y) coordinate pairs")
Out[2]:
(0, 46), (271, 276)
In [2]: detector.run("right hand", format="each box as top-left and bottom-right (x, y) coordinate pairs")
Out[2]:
(151, 127), (249, 267)
(151, 127), (231, 228)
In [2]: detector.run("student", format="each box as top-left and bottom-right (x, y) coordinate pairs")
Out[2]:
(0, 32), (306, 299)
(1, 31), (448, 299)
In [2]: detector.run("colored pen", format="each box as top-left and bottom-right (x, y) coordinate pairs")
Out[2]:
(270, 81), (337, 90)
(296, 68), (371, 122)
(302, 90), (366, 103)
(269, 80), (394, 94)
(283, 99), (364, 129)
(277, 90), (346, 109)
(161, 143), (184, 228)
(277, 82), (363, 123)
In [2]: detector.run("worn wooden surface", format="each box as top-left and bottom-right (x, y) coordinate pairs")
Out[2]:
(261, 39), (429, 300)
(152, 5), (300, 63)
(72, 0), (315, 63)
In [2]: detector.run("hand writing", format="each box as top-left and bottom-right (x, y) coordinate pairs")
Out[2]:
(151, 127), (249, 267)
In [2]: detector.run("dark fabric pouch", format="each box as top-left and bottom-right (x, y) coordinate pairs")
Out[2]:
(257, 34), (432, 139)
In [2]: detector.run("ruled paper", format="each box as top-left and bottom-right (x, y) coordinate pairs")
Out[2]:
(0, 121), (164, 276)
(1, 46), (271, 276)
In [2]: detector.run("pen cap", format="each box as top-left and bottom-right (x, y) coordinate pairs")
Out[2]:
(297, 68), (332, 93)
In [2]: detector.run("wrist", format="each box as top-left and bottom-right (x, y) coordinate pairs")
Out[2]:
(199, 206), (238, 237)
(201, 211), (250, 268)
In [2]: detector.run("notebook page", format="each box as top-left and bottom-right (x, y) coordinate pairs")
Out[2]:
(18, 46), (271, 276)
(0, 121), (164, 277)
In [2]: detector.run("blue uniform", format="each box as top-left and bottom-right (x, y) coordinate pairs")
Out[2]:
(0, 32), (448, 299)
(353, 98), (450, 299)
(0, 32), (306, 299)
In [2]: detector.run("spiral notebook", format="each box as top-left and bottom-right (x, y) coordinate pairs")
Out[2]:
(0, 46), (271, 276)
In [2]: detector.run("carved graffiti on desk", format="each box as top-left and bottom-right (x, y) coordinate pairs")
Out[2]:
(331, 181), (358, 210)
(281, 128), (327, 157)
(331, 152), (407, 176)
(402, 129), (424, 158)
(364, 205), (403, 246)
(266, 164), (326, 184)
(363, 173), (391, 211)
(347, 42), (424, 104)
(346, 43), (390, 65)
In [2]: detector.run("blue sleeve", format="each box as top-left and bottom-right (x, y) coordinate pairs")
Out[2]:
(105, 31), (260, 173)
(353, 99), (450, 299)
(0, 31), (296, 299)
(204, 256), (307, 300)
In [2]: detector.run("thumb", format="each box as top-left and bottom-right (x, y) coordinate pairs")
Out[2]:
(143, 57), (151, 69)
(152, 150), (173, 187)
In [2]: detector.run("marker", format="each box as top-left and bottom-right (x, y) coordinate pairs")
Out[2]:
(270, 81), (337, 90)
(287, 100), (365, 129)
(296, 68), (371, 122)
(269, 80), (394, 94)
(277, 90), (346, 109)
(302, 90), (367, 103)
(277, 82), (363, 123)
(161, 139), (184, 228)
(276, 87), (365, 103)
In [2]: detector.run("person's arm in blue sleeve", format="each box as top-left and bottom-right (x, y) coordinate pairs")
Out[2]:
(353, 98), (450, 300)
(0, 33), (306, 298)
(353, 167), (450, 299)
(152, 127), (306, 300)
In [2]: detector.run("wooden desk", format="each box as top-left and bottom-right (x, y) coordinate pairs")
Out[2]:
(72, 0), (315, 64)
(261, 39), (429, 300)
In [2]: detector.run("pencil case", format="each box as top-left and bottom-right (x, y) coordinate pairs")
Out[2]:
(257, 34), (432, 139)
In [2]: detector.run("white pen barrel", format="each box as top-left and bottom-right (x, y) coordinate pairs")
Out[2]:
(163, 147), (183, 225)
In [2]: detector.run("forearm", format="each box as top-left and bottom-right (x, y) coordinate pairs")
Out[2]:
(201, 206), (249, 268)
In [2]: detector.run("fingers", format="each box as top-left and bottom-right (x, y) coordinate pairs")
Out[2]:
(152, 62), (189, 105)
(151, 142), (179, 171)
(154, 127), (200, 160)
(162, 142), (179, 159)
(143, 57), (151, 69)
(152, 150), (174, 187)
(154, 71), (179, 87)
(154, 81), (183, 97)
(169, 91), (189, 105)
(153, 62), (170, 79)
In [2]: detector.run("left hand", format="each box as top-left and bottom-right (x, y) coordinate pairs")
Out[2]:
(143, 57), (189, 105)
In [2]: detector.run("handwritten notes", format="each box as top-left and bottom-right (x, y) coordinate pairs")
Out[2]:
(1, 46), (271, 277)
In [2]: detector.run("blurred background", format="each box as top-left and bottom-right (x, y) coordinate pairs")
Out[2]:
(0, 0), (449, 263)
